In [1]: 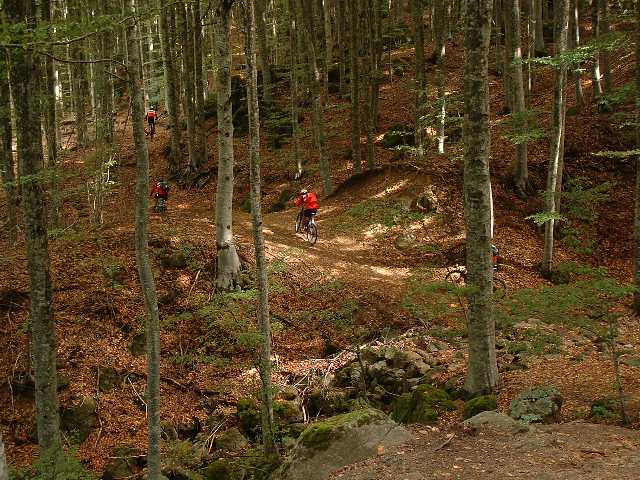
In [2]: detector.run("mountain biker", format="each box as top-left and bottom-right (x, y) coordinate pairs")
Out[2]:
(150, 179), (169, 211)
(145, 107), (157, 136)
(294, 189), (319, 229)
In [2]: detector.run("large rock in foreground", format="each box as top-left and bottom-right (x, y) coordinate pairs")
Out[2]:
(275, 408), (412, 480)
(510, 386), (563, 423)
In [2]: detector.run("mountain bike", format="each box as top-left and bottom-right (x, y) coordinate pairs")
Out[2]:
(153, 195), (167, 213)
(295, 208), (318, 245)
(145, 122), (156, 140)
(444, 245), (506, 299)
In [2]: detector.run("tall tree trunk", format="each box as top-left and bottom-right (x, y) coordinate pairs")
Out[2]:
(569, 0), (585, 109)
(193, 0), (208, 169)
(7, 0), (61, 453)
(301, 0), (334, 194)
(597, 0), (612, 93)
(42, 0), (57, 168)
(323, 0), (334, 100)
(364, 0), (375, 169)
(243, 0), (278, 457)
(337, 0), (347, 93)
(214, 1), (242, 290)
(463, 0), (499, 395)
(527, 0), (534, 104)
(0, 433), (8, 480)
(69, 0), (90, 147)
(634, 0), (640, 314)
(412, 0), (427, 161)
(535, 0), (546, 54)
(158, 0), (183, 174)
(256, 0), (274, 103)
(124, 1), (162, 477)
(435, 0), (447, 154)
(349, 0), (362, 172)
(289, 0), (303, 178)
(0, 53), (17, 246)
(592, 0), (604, 98)
(178, 2), (198, 172)
(504, 0), (529, 197)
(542, 0), (569, 275)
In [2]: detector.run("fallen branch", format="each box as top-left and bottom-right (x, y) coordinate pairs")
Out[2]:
(433, 433), (455, 452)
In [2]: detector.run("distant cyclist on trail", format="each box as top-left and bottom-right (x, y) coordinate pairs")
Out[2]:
(145, 106), (157, 137)
(294, 189), (319, 229)
(150, 179), (169, 212)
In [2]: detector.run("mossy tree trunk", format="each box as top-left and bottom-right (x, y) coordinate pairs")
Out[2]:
(69, 0), (90, 147)
(289, 0), (303, 178)
(243, 0), (279, 457)
(504, 0), (529, 198)
(193, 0), (208, 170)
(7, 0), (61, 453)
(542, 0), (569, 275)
(535, 0), (546, 54)
(178, 1), (198, 172)
(462, 0), (499, 395)
(214, 0), (242, 290)
(158, 0), (183, 174)
(124, 1), (163, 477)
(0, 53), (17, 247)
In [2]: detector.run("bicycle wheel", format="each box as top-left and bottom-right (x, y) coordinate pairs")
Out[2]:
(493, 277), (507, 299)
(444, 269), (466, 288)
(307, 223), (318, 245)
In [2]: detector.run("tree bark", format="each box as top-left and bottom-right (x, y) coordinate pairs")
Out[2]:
(463, 0), (499, 395)
(124, 1), (162, 477)
(69, 0), (90, 147)
(535, 0), (546, 54)
(598, 0), (612, 94)
(504, 0), (529, 197)
(7, 0), (61, 453)
(0, 53), (17, 246)
(542, 0), (569, 275)
(289, 0), (303, 178)
(158, 0), (183, 174)
(434, 0), (447, 154)
(349, 0), (362, 172)
(193, 0), (208, 169)
(412, 0), (426, 161)
(214, 0), (242, 290)
(0, 433), (7, 480)
(592, 0), (604, 98)
(244, 0), (278, 457)
(569, 0), (585, 110)
(634, 0), (640, 314)
(256, 0), (274, 103)
(301, 0), (334, 194)
(42, 0), (58, 168)
(178, 2), (198, 172)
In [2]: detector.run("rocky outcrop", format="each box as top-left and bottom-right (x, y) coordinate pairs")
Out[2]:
(275, 408), (412, 480)
(463, 411), (529, 434)
(510, 386), (563, 423)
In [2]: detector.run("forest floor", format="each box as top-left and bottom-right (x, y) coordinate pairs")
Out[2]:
(2, 21), (640, 479)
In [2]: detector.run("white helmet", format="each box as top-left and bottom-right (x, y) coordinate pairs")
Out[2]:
(300, 189), (308, 195)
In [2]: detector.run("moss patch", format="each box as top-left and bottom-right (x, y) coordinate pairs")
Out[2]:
(391, 385), (454, 424)
(298, 408), (387, 451)
(464, 395), (497, 419)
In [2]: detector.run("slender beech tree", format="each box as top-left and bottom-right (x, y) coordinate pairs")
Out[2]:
(434, 0), (447, 154)
(178, 2), (199, 172)
(243, 0), (278, 456)
(7, 0), (61, 453)
(349, 0), (362, 172)
(412, 0), (426, 161)
(300, 0), (333, 194)
(193, 0), (208, 169)
(535, 0), (546, 55)
(125, 1), (162, 476)
(158, 0), (183, 174)
(542, 0), (570, 275)
(42, 0), (58, 167)
(634, 0), (640, 314)
(289, 0), (303, 178)
(463, 0), (499, 395)
(255, 0), (273, 103)
(569, 0), (585, 110)
(0, 54), (17, 246)
(69, 0), (90, 147)
(598, 0), (612, 94)
(214, 0), (242, 290)
(592, 0), (604, 98)
(0, 434), (7, 480)
(504, 0), (529, 197)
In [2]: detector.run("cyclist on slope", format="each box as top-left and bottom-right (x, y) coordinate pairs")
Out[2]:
(294, 189), (319, 229)
(145, 106), (157, 137)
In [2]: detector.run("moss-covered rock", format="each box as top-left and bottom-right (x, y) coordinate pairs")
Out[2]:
(590, 397), (623, 422)
(275, 408), (411, 480)
(204, 459), (232, 480)
(391, 385), (454, 424)
(61, 396), (98, 443)
(510, 386), (563, 423)
(214, 427), (249, 452)
(464, 395), (497, 419)
(307, 388), (355, 416)
(237, 397), (261, 437)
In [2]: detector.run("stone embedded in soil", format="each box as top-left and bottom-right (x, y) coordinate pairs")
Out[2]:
(510, 386), (563, 424)
(463, 411), (530, 434)
(463, 395), (497, 419)
(61, 396), (98, 442)
(215, 427), (249, 452)
(391, 385), (455, 424)
(274, 408), (412, 480)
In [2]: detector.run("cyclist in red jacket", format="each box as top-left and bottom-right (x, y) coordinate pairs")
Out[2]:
(150, 179), (169, 211)
(145, 107), (157, 137)
(294, 189), (319, 229)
